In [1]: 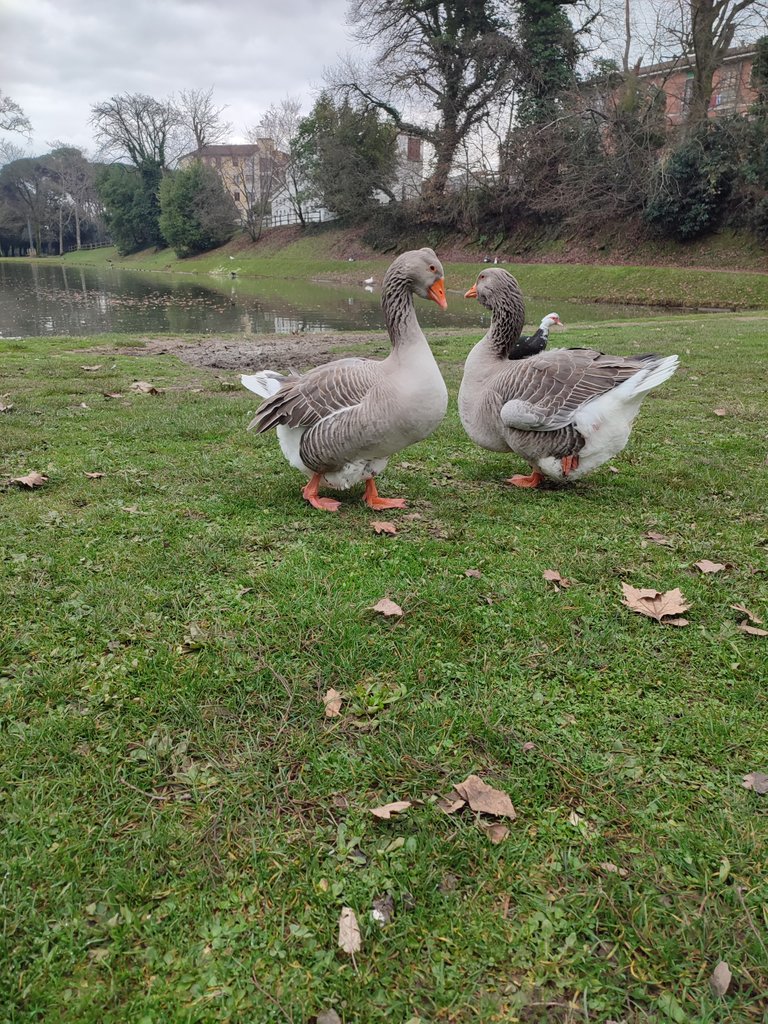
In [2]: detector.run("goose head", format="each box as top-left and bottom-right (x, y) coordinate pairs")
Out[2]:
(385, 247), (448, 309)
(464, 267), (522, 311)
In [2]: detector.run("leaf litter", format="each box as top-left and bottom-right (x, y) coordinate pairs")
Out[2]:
(371, 598), (403, 618)
(10, 472), (48, 489)
(323, 688), (343, 718)
(621, 583), (690, 626)
(543, 569), (572, 589)
(369, 800), (412, 819)
(337, 906), (361, 957)
(371, 520), (397, 535)
(710, 960), (732, 997)
(742, 772), (768, 795)
(694, 559), (728, 574)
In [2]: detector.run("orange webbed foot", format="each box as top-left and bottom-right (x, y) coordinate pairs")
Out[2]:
(561, 454), (580, 477)
(364, 479), (407, 510)
(302, 473), (341, 512)
(505, 470), (544, 489)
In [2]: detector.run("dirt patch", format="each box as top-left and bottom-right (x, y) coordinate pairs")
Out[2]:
(105, 332), (391, 372)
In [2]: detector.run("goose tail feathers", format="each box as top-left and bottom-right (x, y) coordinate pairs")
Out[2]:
(628, 354), (679, 396)
(241, 370), (286, 398)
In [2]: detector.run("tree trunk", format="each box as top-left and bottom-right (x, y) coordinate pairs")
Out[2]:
(686, 0), (728, 131)
(59, 205), (64, 255)
(424, 119), (460, 200)
(75, 205), (81, 249)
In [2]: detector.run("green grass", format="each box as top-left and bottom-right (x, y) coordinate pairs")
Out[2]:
(13, 232), (768, 310)
(1, 315), (767, 1023)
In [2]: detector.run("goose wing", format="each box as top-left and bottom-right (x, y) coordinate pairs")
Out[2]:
(248, 358), (381, 433)
(496, 348), (657, 432)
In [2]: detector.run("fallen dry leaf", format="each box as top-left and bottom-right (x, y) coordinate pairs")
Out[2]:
(607, 465), (619, 474)
(84, 471), (105, 479)
(337, 907), (361, 956)
(464, 568), (482, 578)
(742, 772), (768, 794)
(323, 688), (343, 718)
(599, 861), (629, 878)
(11, 471), (48, 489)
(437, 794), (465, 814)
(369, 800), (412, 820)
(621, 583), (690, 625)
(521, 741), (536, 752)
(731, 603), (763, 624)
(130, 381), (162, 394)
(710, 961), (732, 997)
(644, 531), (672, 547)
(738, 622), (768, 637)
(371, 598), (403, 618)
(453, 774), (516, 819)
(80, 364), (102, 371)
(371, 894), (394, 926)
(713, 408), (728, 417)
(315, 1011), (342, 1024)
(103, 392), (123, 399)
(480, 822), (510, 845)
(543, 569), (572, 589)
(694, 559), (727, 574)
(568, 810), (582, 826)
(0, 401), (13, 413)
(372, 520), (397, 536)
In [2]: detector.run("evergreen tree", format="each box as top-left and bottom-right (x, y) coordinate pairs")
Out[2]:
(159, 161), (237, 257)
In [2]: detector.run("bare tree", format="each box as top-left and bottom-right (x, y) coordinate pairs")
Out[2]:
(48, 145), (99, 251)
(332, 0), (518, 199)
(90, 93), (181, 168)
(0, 90), (32, 136)
(177, 87), (232, 150)
(254, 98), (310, 225)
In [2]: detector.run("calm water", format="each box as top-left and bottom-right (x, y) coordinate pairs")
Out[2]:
(0, 261), (683, 339)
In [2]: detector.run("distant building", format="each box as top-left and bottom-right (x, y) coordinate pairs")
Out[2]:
(636, 45), (758, 125)
(178, 142), (286, 224)
(393, 134), (424, 201)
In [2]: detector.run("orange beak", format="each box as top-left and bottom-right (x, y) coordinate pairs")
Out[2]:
(426, 277), (448, 310)
(465, 284), (478, 299)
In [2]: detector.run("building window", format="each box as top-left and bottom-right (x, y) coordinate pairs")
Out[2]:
(232, 156), (239, 167)
(234, 191), (241, 201)
(407, 136), (421, 162)
(682, 73), (694, 111)
(714, 66), (739, 111)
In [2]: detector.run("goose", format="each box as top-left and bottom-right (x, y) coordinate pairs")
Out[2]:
(364, 276), (375, 285)
(459, 268), (678, 486)
(242, 248), (449, 511)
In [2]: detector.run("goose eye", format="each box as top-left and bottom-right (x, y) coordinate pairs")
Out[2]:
(429, 264), (436, 272)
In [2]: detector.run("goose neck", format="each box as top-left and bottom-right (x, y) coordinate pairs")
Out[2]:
(381, 269), (420, 347)
(487, 295), (525, 358)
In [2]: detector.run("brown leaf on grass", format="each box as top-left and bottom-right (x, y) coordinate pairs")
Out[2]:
(315, 1011), (342, 1024)
(11, 471), (48, 489)
(453, 774), (516, 819)
(607, 465), (619, 474)
(522, 741), (536, 752)
(84, 471), (105, 479)
(0, 401), (13, 412)
(710, 961), (732, 997)
(337, 907), (361, 955)
(621, 583), (690, 625)
(644, 531), (672, 547)
(80, 364), (102, 371)
(599, 861), (629, 878)
(323, 688), (343, 718)
(713, 408), (728, 417)
(694, 559), (728, 574)
(464, 568), (482, 578)
(130, 381), (162, 394)
(731, 603), (763, 624)
(543, 569), (572, 589)
(371, 598), (403, 618)
(371, 520), (397, 536)
(480, 822), (510, 845)
(742, 772), (768, 794)
(437, 794), (465, 814)
(103, 392), (123, 399)
(738, 622), (768, 637)
(369, 800), (412, 820)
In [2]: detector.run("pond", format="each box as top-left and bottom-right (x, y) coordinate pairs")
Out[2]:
(0, 260), (683, 339)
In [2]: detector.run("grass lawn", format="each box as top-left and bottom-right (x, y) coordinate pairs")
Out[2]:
(1, 313), (767, 1023)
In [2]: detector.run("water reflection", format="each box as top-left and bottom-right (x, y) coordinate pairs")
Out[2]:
(0, 260), (684, 339)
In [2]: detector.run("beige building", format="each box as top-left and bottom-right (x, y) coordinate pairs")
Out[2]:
(178, 141), (286, 224)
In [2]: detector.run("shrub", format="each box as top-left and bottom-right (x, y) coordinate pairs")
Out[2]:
(158, 161), (238, 258)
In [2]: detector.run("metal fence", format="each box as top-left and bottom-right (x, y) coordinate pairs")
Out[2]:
(64, 241), (112, 253)
(260, 208), (338, 229)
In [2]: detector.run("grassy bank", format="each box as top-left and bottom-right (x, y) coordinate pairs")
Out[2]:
(13, 228), (768, 311)
(1, 314), (767, 1022)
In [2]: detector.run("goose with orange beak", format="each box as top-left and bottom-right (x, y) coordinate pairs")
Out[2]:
(242, 248), (449, 511)
(460, 268), (678, 486)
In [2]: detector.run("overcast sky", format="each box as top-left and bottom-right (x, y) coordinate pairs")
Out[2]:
(4, 0), (354, 156)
